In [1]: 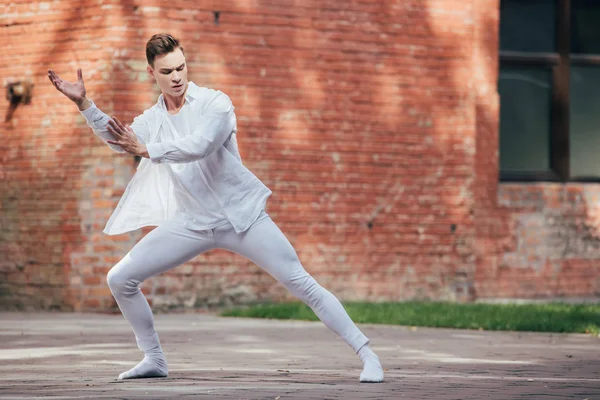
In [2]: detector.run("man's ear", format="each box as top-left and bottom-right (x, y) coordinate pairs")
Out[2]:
(146, 65), (155, 79)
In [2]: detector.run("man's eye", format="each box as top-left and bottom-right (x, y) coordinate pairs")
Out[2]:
(177, 66), (184, 71)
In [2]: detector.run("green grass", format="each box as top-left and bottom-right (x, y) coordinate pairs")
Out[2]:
(220, 301), (600, 335)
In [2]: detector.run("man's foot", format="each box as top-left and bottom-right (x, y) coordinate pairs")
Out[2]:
(359, 354), (384, 382)
(118, 355), (168, 380)
(357, 345), (384, 383)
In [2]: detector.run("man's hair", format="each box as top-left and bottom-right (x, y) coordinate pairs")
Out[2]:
(146, 33), (184, 67)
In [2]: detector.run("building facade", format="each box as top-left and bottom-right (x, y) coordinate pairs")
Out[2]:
(1, 0), (598, 311)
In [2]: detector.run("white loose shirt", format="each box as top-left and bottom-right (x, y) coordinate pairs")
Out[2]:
(165, 103), (228, 228)
(80, 82), (272, 235)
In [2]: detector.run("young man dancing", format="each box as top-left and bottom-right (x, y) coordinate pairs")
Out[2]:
(48, 33), (384, 383)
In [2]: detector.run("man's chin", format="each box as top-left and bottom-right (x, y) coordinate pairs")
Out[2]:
(173, 87), (187, 97)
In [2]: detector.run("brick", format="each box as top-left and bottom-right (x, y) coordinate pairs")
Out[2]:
(83, 275), (103, 286)
(2, 0), (598, 312)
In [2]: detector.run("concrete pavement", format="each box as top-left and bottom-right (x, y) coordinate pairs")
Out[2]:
(0, 312), (599, 399)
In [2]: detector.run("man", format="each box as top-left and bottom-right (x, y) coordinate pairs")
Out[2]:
(48, 33), (384, 383)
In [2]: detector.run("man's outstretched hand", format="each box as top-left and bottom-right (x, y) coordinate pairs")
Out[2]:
(49, 68), (148, 158)
(47, 68), (90, 110)
(107, 117), (149, 158)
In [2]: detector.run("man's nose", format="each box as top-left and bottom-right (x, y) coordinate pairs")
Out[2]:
(172, 72), (181, 82)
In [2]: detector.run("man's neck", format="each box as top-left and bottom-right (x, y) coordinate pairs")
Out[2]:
(163, 85), (188, 114)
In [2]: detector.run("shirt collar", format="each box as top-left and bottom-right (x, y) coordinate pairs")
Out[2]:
(157, 81), (198, 112)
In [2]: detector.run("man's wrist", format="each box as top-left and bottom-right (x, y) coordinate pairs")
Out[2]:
(77, 97), (91, 111)
(138, 144), (150, 158)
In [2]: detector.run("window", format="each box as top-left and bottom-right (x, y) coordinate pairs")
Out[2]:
(499, 0), (600, 181)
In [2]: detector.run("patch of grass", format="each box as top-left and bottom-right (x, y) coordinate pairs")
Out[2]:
(220, 301), (600, 335)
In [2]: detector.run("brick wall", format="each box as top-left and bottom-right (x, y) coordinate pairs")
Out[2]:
(1, 0), (597, 311)
(476, 184), (600, 299)
(471, 1), (600, 300)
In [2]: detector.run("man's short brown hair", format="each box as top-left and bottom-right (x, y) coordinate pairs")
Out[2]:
(146, 33), (184, 67)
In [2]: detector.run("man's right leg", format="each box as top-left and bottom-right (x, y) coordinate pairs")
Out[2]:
(107, 218), (217, 379)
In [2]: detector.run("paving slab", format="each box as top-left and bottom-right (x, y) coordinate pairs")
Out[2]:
(0, 312), (599, 399)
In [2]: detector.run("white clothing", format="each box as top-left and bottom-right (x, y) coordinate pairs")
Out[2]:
(81, 82), (382, 381)
(166, 105), (227, 228)
(107, 211), (370, 353)
(80, 82), (271, 234)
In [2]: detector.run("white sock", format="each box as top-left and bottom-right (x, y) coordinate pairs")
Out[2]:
(357, 345), (384, 383)
(118, 346), (168, 380)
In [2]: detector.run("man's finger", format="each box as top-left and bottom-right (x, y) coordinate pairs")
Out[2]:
(52, 72), (64, 87)
(48, 71), (68, 94)
(47, 72), (57, 86)
(107, 119), (119, 131)
(77, 68), (83, 82)
(108, 120), (125, 136)
(112, 117), (128, 134)
(47, 73), (57, 88)
(107, 122), (119, 134)
(107, 123), (122, 138)
(111, 117), (123, 131)
(51, 74), (63, 87)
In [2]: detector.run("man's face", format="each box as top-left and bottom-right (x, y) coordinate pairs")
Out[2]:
(147, 48), (188, 97)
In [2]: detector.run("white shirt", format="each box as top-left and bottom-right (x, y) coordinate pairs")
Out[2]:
(166, 104), (228, 229)
(80, 82), (272, 235)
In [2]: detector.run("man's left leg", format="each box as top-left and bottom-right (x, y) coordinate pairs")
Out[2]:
(215, 212), (384, 382)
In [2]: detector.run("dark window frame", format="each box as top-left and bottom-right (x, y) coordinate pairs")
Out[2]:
(500, 0), (600, 182)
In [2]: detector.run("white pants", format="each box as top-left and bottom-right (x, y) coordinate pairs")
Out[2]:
(107, 211), (369, 353)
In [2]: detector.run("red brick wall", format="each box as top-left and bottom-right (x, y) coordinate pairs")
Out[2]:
(471, 1), (600, 300)
(1, 0), (597, 311)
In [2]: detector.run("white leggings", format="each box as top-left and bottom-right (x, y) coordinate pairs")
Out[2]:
(107, 211), (369, 353)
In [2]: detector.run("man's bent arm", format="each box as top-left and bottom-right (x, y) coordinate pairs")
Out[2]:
(146, 92), (235, 164)
(80, 100), (149, 153)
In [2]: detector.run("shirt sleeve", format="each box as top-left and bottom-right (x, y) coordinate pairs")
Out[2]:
(80, 101), (151, 152)
(146, 91), (236, 164)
